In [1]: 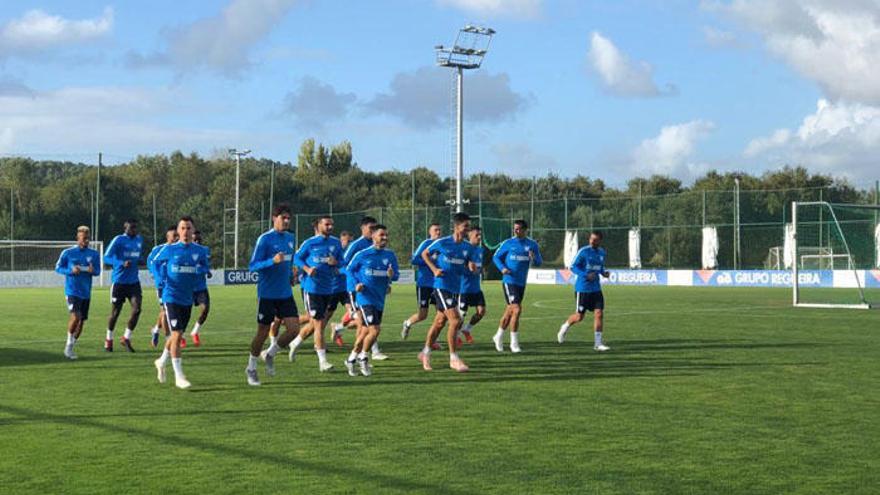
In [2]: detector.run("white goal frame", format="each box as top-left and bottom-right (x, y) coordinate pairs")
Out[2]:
(791, 201), (876, 309)
(0, 240), (106, 287)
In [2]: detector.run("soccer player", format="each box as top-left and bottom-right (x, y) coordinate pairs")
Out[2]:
(104, 218), (144, 352)
(290, 215), (343, 372)
(55, 226), (101, 360)
(147, 226), (178, 348)
(417, 212), (472, 372)
(401, 222), (442, 340)
(247, 203), (302, 386)
(342, 216), (388, 361)
(557, 230), (611, 351)
(330, 230), (353, 346)
(151, 216), (210, 389)
(190, 230), (212, 346)
(459, 226), (486, 344)
(492, 219), (543, 353)
(344, 224), (399, 376)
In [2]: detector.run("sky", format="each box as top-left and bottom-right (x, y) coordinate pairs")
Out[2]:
(0, 0), (879, 187)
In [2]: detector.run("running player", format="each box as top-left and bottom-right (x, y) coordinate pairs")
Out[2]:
(55, 226), (101, 360)
(291, 215), (342, 372)
(151, 216), (210, 389)
(330, 230), (353, 346)
(401, 222), (442, 340)
(344, 224), (399, 376)
(492, 219), (543, 353)
(190, 230), (211, 346)
(417, 212), (472, 372)
(342, 216), (388, 360)
(147, 226), (178, 347)
(104, 218), (144, 352)
(459, 225), (486, 344)
(557, 230), (610, 351)
(246, 203), (302, 386)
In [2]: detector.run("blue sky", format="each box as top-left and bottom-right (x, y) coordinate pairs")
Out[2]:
(1, 0), (878, 186)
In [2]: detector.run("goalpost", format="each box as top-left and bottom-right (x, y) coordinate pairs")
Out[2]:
(0, 240), (106, 287)
(791, 201), (879, 309)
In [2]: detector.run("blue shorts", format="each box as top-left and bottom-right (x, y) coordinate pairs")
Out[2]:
(164, 303), (192, 332)
(576, 291), (604, 314)
(433, 289), (459, 312)
(502, 283), (526, 305)
(257, 297), (299, 325)
(359, 305), (384, 326)
(66, 296), (91, 320)
(459, 291), (485, 313)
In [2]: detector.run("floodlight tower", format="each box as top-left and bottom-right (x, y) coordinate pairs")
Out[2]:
(435, 24), (495, 213)
(229, 148), (251, 269)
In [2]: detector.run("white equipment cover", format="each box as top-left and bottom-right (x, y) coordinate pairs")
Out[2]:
(628, 228), (642, 269)
(875, 222), (880, 268)
(702, 226), (719, 269)
(783, 223), (795, 269)
(564, 230), (579, 268)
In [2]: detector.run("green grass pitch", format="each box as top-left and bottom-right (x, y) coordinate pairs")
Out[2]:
(1, 282), (879, 494)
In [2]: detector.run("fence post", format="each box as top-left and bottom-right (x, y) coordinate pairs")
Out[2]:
(411, 170), (416, 255)
(530, 176), (535, 230)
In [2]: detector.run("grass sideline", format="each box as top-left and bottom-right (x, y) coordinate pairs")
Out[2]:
(1, 282), (879, 494)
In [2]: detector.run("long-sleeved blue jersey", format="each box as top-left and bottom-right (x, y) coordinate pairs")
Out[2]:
(426, 235), (471, 293)
(153, 242), (210, 306)
(295, 234), (343, 295)
(461, 244), (484, 295)
(411, 238), (436, 288)
(193, 244), (211, 292)
(571, 245), (606, 293)
(343, 235), (372, 292)
(147, 243), (167, 289)
(249, 229), (296, 299)
(493, 237), (543, 287)
(55, 246), (101, 298)
(104, 233), (143, 284)
(348, 246), (399, 310)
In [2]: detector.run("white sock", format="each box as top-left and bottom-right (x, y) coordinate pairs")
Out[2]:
(333, 323), (344, 333)
(450, 352), (460, 361)
(348, 350), (357, 362)
(123, 328), (132, 340)
(403, 319), (412, 330)
(462, 323), (472, 333)
(357, 351), (368, 360)
(560, 321), (570, 332)
(191, 322), (201, 336)
(267, 342), (281, 357)
(106, 329), (113, 340)
(422, 345), (431, 355)
(291, 335), (303, 351)
(151, 325), (159, 334)
(269, 335), (277, 346)
(247, 355), (258, 371)
(495, 328), (504, 339)
(371, 342), (380, 354)
(158, 348), (170, 366)
(594, 331), (603, 346)
(171, 357), (184, 377)
(66, 333), (76, 346)
(510, 332), (519, 346)
(316, 348), (327, 363)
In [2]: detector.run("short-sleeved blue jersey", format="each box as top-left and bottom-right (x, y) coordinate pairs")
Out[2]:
(104, 233), (144, 284)
(55, 246), (101, 298)
(153, 242), (210, 306)
(294, 234), (344, 295)
(426, 235), (471, 294)
(347, 246), (399, 310)
(571, 245), (606, 293)
(492, 237), (543, 287)
(249, 229), (296, 299)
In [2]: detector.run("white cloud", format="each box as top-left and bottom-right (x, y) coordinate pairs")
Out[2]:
(702, 26), (742, 48)
(437, 0), (542, 19)
(0, 7), (113, 58)
(128, 0), (298, 75)
(709, 0), (880, 104)
(283, 77), (356, 130)
(491, 142), (557, 172)
(632, 120), (715, 179)
(0, 127), (13, 153)
(587, 32), (675, 98)
(365, 66), (527, 129)
(744, 99), (880, 184)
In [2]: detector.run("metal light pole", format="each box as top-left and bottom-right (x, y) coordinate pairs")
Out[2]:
(435, 25), (495, 213)
(229, 148), (251, 269)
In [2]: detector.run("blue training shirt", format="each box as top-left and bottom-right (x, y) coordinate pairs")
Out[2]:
(55, 246), (101, 299)
(493, 237), (543, 287)
(193, 244), (211, 292)
(571, 245), (606, 293)
(348, 246), (399, 310)
(411, 238), (436, 288)
(249, 229), (296, 299)
(343, 235), (372, 292)
(295, 234), (344, 295)
(153, 242), (210, 306)
(461, 244), (484, 295)
(147, 243), (167, 289)
(426, 235), (471, 294)
(104, 233), (144, 284)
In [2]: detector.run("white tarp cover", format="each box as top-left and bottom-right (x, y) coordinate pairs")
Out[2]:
(628, 228), (642, 269)
(564, 230), (579, 268)
(875, 223), (880, 268)
(784, 223), (795, 269)
(702, 226), (719, 269)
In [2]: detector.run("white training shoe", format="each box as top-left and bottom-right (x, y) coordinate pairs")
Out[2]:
(154, 359), (166, 384)
(557, 327), (568, 344)
(175, 375), (191, 389)
(288, 347), (297, 362)
(246, 368), (261, 386)
(594, 343), (611, 352)
(492, 333), (504, 352)
(372, 352), (389, 361)
(401, 321), (411, 340)
(358, 358), (372, 377)
(510, 342), (522, 354)
(64, 347), (77, 360)
(345, 359), (357, 377)
(319, 361), (334, 372)
(260, 349), (275, 377)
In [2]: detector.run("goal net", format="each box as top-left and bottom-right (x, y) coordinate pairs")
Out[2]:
(791, 202), (879, 309)
(0, 240), (105, 286)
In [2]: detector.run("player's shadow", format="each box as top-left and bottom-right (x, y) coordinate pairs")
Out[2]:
(0, 403), (482, 495)
(0, 347), (81, 367)
(601, 339), (826, 353)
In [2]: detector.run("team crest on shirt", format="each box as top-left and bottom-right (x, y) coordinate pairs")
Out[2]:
(191, 254), (199, 261)
(382, 259), (389, 265)
(86, 257), (92, 262)
(288, 242), (293, 249)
